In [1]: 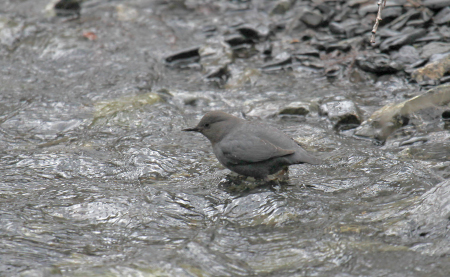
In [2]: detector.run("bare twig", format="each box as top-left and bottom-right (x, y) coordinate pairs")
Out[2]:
(370, 0), (387, 43)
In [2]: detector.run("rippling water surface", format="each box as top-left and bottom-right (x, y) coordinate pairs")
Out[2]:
(1, 1), (450, 276)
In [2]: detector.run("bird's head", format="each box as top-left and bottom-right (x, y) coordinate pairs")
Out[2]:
(183, 111), (242, 143)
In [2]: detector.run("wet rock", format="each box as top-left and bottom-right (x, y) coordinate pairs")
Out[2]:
(237, 26), (265, 42)
(328, 21), (347, 36)
(244, 101), (289, 118)
(439, 25), (450, 38)
(386, 9), (421, 31)
(299, 58), (325, 69)
(379, 28), (426, 52)
(291, 47), (322, 69)
(325, 39), (353, 52)
(440, 75), (450, 85)
(420, 42), (450, 59)
(315, 3), (335, 23)
(225, 34), (254, 49)
(199, 41), (234, 84)
(202, 25), (217, 37)
(279, 102), (311, 116)
(292, 47), (320, 58)
(391, 45), (420, 66)
(261, 52), (292, 71)
(421, 8), (434, 22)
(324, 64), (342, 78)
(423, 0), (450, 10)
(230, 24), (270, 44)
(349, 67), (377, 83)
(257, 42), (272, 57)
(300, 10), (323, 27)
(294, 54), (324, 69)
(408, 59), (429, 69)
(356, 54), (403, 74)
(204, 66), (230, 84)
(377, 28), (402, 38)
(225, 66), (261, 89)
(313, 35), (361, 54)
(406, 19), (427, 27)
(434, 7), (450, 25)
(443, 110), (450, 120)
(355, 84), (450, 141)
(381, 6), (404, 21)
(50, 0), (81, 17)
(164, 47), (200, 67)
(411, 53), (450, 83)
(329, 19), (360, 38)
(416, 31), (443, 43)
(319, 99), (362, 130)
(333, 5), (351, 22)
(358, 3), (379, 17)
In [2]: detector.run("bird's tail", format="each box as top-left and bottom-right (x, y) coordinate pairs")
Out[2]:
(294, 149), (323, 165)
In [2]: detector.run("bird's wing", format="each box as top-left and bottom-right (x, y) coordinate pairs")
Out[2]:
(220, 135), (295, 164)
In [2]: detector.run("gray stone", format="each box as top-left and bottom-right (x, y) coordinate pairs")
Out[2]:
(356, 53), (403, 74)
(301, 10), (323, 27)
(423, 0), (450, 10)
(319, 99), (362, 130)
(391, 45), (420, 65)
(380, 29), (426, 51)
(434, 7), (450, 25)
(421, 42), (450, 59)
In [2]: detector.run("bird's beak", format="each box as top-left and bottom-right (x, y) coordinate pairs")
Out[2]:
(182, 127), (200, 132)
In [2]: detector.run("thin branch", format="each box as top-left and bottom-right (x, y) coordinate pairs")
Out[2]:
(370, 0), (387, 43)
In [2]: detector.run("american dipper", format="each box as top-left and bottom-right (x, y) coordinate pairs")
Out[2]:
(183, 111), (322, 180)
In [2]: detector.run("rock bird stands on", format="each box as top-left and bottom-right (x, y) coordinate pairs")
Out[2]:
(183, 111), (322, 180)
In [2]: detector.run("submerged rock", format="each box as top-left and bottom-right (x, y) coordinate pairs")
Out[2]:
(94, 92), (162, 120)
(279, 102), (311, 116)
(355, 84), (450, 141)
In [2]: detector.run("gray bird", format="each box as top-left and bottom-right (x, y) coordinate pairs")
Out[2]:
(183, 111), (322, 180)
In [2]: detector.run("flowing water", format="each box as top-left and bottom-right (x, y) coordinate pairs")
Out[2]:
(1, 1), (449, 276)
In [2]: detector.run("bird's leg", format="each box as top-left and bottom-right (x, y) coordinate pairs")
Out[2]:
(274, 167), (289, 181)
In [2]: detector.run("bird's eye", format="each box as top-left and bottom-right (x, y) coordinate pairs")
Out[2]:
(204, 123), (210, 128)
